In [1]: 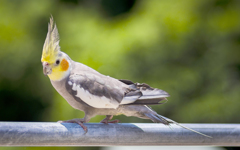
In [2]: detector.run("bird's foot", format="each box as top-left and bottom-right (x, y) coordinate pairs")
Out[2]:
(100, 119), (120, 124)
(100, 115), (120, 124)
(58, 118), (88, 133)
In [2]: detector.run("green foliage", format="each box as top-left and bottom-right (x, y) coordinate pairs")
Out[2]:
(0, 0), (240, 149)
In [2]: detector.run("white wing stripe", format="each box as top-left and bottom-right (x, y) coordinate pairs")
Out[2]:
(138, 95), (169, 100)
(120, 96), (139, 104)
(72, 83), (119, 109)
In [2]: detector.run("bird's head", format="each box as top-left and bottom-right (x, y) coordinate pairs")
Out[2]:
(41, 17), (71, 81)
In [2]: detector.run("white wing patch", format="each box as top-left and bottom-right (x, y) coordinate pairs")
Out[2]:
(71, 83), (119, 109)
(138, 95), (169, 99)
(120, 96), (140, 104)
(68, 81), (73, 85)
(138, 89), (169, 99)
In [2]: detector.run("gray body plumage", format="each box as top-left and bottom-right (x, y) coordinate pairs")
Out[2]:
(51, 58), (167, 123)
(50, 56), (211, 138)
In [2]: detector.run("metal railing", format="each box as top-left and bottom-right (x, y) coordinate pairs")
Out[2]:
(0, 122), (239, 146)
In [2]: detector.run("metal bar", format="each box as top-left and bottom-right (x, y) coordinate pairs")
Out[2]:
(0, 122), (239, 146)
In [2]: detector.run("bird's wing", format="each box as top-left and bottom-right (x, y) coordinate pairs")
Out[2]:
(66, 72), (127, 109)
(119, 79), (170, 105)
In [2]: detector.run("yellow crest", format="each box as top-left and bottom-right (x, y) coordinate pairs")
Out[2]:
(41, 17), (60, 63)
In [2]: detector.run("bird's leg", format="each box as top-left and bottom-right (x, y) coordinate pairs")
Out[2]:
(58, 118), (88, 133)
(100, 115), (120, 124)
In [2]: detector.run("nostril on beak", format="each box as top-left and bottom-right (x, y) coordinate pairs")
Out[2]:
(43, 62), (49, 66)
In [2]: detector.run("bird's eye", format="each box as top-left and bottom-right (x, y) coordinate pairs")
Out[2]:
(56, 60), (60, 65)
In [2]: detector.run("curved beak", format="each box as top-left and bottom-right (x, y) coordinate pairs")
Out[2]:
(42, 62), (52, 76)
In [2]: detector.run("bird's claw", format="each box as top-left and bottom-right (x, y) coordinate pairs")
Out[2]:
(57, 119), (88, 133)
(100, 119), (120, 124)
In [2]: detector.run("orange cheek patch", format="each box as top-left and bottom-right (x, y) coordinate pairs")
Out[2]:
(60, 59), (69, 71)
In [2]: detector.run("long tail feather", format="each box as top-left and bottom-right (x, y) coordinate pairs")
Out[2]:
(158, 115), (212, 138)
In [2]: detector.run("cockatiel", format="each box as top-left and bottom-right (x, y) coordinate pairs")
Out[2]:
(41, 17), (211, 138)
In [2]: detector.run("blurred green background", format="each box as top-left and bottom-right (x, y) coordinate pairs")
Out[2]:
(0, 0), (240, 149)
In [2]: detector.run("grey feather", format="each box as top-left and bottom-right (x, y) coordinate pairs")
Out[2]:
(120, 79), (170, 105)
(44, 18), (211, 138)
(158, 115), (212, 138)
(126, 97), (168, 105)
(68, 74), (123, 103)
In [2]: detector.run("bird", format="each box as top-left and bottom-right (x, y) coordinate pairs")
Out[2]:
(41, 17), (211, 138)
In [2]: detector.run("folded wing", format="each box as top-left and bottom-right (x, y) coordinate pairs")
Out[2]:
(66, 73), (126, 109)
(119, 79), (170, 105)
